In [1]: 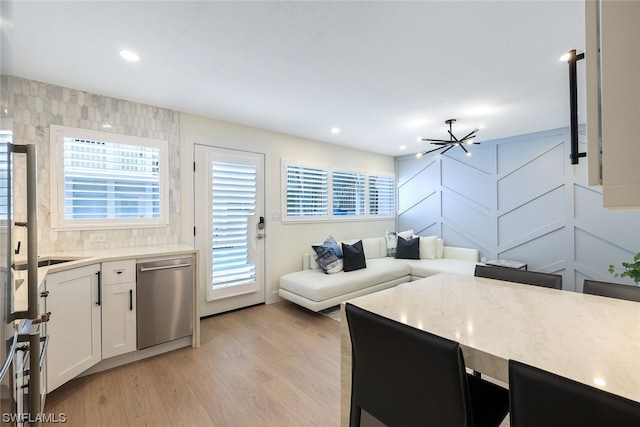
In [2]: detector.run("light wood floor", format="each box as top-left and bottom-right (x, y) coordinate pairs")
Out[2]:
(43, 301), (341, 427)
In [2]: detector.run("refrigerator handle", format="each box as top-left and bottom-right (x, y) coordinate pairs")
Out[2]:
(11, 144), (39, 320)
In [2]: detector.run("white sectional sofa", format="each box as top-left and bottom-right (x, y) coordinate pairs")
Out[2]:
(278, 236), (480, 312)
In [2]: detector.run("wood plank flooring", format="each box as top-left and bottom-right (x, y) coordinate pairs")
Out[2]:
(43, 302), (341, 427)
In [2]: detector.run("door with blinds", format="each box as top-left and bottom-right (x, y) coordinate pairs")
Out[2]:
(194, 145), (265, 317)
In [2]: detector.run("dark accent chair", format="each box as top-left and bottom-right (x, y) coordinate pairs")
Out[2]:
(474, 265), (563, 290)
(345, 303), (509, 427)
(509, 359), (640, 427)
(583, 279), (640, 302)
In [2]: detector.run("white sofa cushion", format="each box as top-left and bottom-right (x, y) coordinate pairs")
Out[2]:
(353, 237), (387, 260)
(280, 258), (410, 302)
(436, 238), (444, 258)
(402, 258), (479, 278)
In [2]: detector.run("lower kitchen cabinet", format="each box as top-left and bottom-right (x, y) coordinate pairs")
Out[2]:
(101, 281), (136, 359)
(45, 263), (102, 393)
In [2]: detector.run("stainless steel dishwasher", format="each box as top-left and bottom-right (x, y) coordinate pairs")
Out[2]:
(136, 257), (194, 349)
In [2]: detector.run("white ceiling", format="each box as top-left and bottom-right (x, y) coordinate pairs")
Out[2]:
(1, 1), (585, 156)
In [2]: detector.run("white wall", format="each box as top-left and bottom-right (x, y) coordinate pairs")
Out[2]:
(180, 113), (395, 305)
(397, 126), (640, 291)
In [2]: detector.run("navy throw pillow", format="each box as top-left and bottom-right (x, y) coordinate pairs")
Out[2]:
(342, 240), (367, 272)
(395, 236), (420, 260)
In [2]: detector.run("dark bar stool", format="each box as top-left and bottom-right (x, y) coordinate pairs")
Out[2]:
(509, 359), (640, 427)
(345, 303), (509, 427)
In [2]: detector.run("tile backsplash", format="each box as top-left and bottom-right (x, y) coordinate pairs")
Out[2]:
(4, 76), (181, 252)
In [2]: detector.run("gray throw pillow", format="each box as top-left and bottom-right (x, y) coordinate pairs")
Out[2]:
(312, 236), (343, 274)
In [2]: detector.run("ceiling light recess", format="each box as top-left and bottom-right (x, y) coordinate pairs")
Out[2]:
(417, 119), (480, 158)
(119, 50), (140, 62)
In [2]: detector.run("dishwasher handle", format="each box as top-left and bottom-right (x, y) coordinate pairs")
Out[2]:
(139, 263), (192, 273)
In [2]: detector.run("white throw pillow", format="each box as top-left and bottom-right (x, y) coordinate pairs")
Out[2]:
(417, 235), (438, 259)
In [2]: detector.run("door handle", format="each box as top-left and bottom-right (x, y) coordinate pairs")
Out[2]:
(139, 263), (192, 272)
(129, 289), (133, 311)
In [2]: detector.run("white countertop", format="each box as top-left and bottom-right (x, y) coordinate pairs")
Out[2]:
(340, 273), (640, 425)
(14, 244), (197, 311)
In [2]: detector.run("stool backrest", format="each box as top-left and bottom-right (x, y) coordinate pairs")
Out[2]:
(509, 359), (640, 427)
(583, 279), (640, 302)
(474, 265), (562, 289)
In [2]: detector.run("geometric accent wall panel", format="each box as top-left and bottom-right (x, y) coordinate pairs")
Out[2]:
(574, 184), (640, 248)
(499, 228), (566, 272)
(496, 132), (564, 175)
(396, 125), (640, 291)
(398, 161), (439, 213)
(442, 192), (491, 247)
(397, 155), (435, 187)
(497, 143), (564, 211)
(441, 157), (492, 209)
(398, 193), (439, 234)
(442, 223), (488, 255)
(498, 186), (565, 246)
(574, 228), (637, 285)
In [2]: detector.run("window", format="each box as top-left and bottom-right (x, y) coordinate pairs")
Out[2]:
(210, 161), (257, 289)
(0, 132), (11, 222)
(333, 170), (365, 216)
(285, 164), (328, 217)
(50, 125), (168, 229)
(369, 175), (395, 215)
(283, 160), (395, 221)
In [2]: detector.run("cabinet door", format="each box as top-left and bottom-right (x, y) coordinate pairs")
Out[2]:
(46, 264), (101, 392)
(102, 282), (136, 359)
(596, 1), (640, 208)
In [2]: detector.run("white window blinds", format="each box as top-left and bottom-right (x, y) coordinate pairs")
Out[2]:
(285, 165), (329, 217)
(283, 160), (395, 221)
(62, 137), (160, 220)
(369, 175), (395, 216)
(211, 162), (257, 289)
(332, 170), (365, 216)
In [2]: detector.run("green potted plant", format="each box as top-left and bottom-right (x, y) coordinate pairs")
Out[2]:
(608, 252), (640, 284)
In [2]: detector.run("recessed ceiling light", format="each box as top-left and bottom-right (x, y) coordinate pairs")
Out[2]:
(119, 50), (140, 62)
(399, 145), (406, 150)
(331, 127), (340, 134)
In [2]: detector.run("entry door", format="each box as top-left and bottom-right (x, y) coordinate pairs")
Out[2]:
(194, 145), (265, 317)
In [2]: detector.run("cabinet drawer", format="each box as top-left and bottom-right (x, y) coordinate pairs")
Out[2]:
(101, 260), (136, 285)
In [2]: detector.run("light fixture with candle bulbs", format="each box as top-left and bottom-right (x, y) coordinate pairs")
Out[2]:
(416, 119), (481, 158)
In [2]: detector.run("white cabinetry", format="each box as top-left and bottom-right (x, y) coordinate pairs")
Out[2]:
(101, 260), (137, 359)
(46, 264), (101, 392)
(586, 0), (640, 209)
